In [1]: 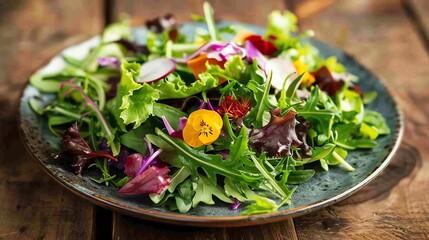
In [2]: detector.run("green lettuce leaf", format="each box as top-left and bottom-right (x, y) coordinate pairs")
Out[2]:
(150, 72), (218, 100)
(114, 61), (159, 130)
(206, 55), (248, 83)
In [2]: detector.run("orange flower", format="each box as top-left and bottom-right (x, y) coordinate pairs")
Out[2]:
(183, 109), (223, 148)
(217, 96), (251, 119)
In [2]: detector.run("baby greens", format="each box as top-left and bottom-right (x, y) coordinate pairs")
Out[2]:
(29, 2), (389, 215)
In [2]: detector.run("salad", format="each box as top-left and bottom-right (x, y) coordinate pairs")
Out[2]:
(28, 2), (390, 215)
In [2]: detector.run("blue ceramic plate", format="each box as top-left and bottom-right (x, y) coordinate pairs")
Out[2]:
(19, 22), (403, 227)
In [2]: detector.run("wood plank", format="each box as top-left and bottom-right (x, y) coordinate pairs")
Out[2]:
(115, 0), (285, 25)
(0, 0), (103, 239)
(112, 213), (298, 240)
(408, 0), (429, 49)
(294, 0), (429, 239)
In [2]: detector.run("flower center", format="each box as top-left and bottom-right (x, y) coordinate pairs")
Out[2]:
(199, 119), (213, 137)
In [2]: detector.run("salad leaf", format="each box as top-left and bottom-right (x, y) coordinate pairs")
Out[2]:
(265, 11), (298, 41)
(60, 123), (117, 175)
(114, 61), (160, 129)
(118, 166), (170, 195)
(250, 108), (302, 157)
(155, 128), (259, 185)
(150, 72), (218, 100)
(192, 175), (233, 208)
(206, 55), (248, 83)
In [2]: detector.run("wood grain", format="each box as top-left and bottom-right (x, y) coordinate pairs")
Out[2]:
(112, 213), (298, 240)
(115, 0), (285, 26)
(407, 0), (429, 51)
(0, 0), (103, 239)
(294, 0), (429, 239)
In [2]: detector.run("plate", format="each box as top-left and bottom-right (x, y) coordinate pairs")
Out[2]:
(19, 22), (403, 227)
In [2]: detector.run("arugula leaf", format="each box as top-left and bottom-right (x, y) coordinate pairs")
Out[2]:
(175, 178), (194, 213)
(223, 126), (249, 167)
(278, 73), (304, 108)
(287, 170), (315, 184)
(249, 153), (295, 199)
(224, 177), (254, 202)
(241, 195), (278, 215)
(192, 175), (232, 208)
(152, 102), (188, 128)
(155, 128), (259, 185)
(246, 71), (276, 128)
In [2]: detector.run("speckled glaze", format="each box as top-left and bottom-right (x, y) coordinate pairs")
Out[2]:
(19, 22), (403, 227)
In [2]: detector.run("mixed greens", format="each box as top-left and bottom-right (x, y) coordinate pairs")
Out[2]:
(29, 2), (390, 215)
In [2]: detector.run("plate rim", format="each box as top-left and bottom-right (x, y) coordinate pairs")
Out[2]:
(18, 24), (404, 228)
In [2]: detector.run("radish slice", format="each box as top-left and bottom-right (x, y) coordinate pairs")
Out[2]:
(265, 57), (297, 90)
(137, 58), (176, 83)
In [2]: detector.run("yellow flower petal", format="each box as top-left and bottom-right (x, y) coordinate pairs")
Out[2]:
(183, 109), (223, 148)
(293, 60), (315, 86)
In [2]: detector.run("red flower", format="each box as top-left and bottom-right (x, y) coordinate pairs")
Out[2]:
(244, 35), (278, 56)
(217, 96), (251, 119)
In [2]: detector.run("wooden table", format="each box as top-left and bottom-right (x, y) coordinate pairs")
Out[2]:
(1, 0), (428, 239)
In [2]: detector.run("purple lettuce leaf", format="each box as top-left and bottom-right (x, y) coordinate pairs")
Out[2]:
(114, 39), (149, 55)
(295, 116), (312, 158)
(146, 13), (177, 34)
(249, 108), (302, 157)
(313, 66), (344, 96)
(118, 166), (170, 195)
(60, 123), (117, 175)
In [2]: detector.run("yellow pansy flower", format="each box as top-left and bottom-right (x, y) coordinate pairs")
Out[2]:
(183, 109), (223, 148)
(293, 60), (316, 87)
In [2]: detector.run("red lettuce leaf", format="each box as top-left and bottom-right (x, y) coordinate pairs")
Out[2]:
(295, 116), (312, 157)
(124, 153), (144, 179)
(250, 108), (302, 157)
(118, 166), (170, 195)
(60, 123), (117, 175)
(312, 66), (344, 96)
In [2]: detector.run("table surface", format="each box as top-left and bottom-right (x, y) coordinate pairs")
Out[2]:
(1, 0), (429, 239)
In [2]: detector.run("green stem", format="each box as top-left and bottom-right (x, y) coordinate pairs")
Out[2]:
(203, 1), (218, 41)
(332, 151), (355, 171)
(250, 154), (286, 198)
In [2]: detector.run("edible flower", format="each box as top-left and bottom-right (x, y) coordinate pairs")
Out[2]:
(207, 42), (247, 62)
(244, 35), (277, 56)
(97, 57), (120, 68)
(183, 109), (223, 148)
(293, 59), (315, 86)
(162, 116), (187, 139)
(217, 96), (251, 119)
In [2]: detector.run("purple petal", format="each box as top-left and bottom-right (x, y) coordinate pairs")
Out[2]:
(124, 153), (144, 179)
(162, 116), (176, 135)
(230, 198), (242, 210)
(245, 40), (267, 71)
(172, 41), (220, 64)
(207, 42), (247, 62)
(118, 166), (170, 195)
(97, 57), (120, 68)
(137, 149), (163, 175)
(178, 117), (188, 130)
